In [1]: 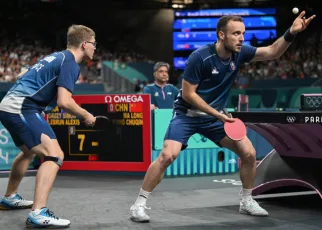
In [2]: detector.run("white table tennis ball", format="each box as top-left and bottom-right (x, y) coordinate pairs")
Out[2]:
(292, 7), (299, 14)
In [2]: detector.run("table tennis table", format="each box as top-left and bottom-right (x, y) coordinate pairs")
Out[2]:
(231, 111), (322, 198)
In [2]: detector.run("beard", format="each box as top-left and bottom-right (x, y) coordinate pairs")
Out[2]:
(224, 41), (241, 53)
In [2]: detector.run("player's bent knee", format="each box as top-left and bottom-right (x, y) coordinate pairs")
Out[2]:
(33, 134), (64, 160)
(43, 156), (63, 167)
(158, 151), (175, 169)
(241, 148), (256, 164)
(41, 147), (64, 160)
(52, 150), (64, 160)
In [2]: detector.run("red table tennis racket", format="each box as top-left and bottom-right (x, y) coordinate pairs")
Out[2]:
(222, 109), (247, 141)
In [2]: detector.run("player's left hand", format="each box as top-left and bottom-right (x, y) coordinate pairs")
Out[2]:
(290, 11), (316, 34)
(84, 113), (96, 127)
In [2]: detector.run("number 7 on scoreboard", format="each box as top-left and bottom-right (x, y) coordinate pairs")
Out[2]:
(78, 134), (85, 151)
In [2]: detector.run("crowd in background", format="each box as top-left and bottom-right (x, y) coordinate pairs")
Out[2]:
(0, 38), (153, 85)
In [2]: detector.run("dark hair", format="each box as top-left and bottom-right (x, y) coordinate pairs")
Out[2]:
(154, 62), (170, 72)
(216, 15), (243, 38)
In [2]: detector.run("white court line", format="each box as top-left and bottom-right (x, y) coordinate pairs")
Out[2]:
(254, 191), (317, 199)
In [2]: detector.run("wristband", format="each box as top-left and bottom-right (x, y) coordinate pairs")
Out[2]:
(283, 28), (296, 42)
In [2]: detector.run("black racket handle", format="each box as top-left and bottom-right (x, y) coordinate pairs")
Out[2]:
(95, 115), (109, 120)
(222, 108), (232, 118)
(81, 116), (110, 126)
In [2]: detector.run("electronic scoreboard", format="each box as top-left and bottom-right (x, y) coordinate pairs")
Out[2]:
(46, 94), (151, 172)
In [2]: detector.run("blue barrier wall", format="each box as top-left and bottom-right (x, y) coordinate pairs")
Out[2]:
(152, 109), (273, 177)
(152, 148), (239, 177)
(0, 123), (38, 171)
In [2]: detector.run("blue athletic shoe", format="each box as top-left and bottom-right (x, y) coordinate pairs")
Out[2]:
(25, 208), (70, 229)
(0, 193), (33, 210)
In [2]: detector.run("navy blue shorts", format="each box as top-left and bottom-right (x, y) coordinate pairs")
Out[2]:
(164, 113), (226, 150)
(0, 111), (56, 150)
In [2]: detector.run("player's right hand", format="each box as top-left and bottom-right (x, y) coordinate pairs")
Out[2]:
(217, 113), (235, 123)
(84, 113), (96, 127)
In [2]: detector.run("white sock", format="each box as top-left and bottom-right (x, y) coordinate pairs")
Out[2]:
(7, 193), (16, 198)
(241, 188), (252, 201)
(31, 207), (46, 214)
(31, 209), (42, 215)
(134, 188), (151, 206)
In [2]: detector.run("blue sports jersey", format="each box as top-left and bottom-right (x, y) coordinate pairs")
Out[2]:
(174, 43), (256, 114)
(144, 83), (179, 109)
(0, 50), (80, 114)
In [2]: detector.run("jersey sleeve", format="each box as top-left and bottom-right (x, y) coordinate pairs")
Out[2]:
(240, 45), (257, 63)
(143, 86), (156, 105)
(143, 86), (151, 94)
(172, 86), (180, 98)
(183, 52), (203, 84)
(56, 62), (80, 93)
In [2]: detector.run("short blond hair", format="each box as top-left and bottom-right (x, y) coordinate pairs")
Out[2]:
(67, 25), (95, 48)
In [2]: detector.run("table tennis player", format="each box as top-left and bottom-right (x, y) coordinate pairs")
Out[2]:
(130, 12), (316, 222)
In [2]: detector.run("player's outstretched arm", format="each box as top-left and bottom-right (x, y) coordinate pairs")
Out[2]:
(252, 11), (316, 62)
(57, 87), (95, 125)
(182, 79), (234, 123)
